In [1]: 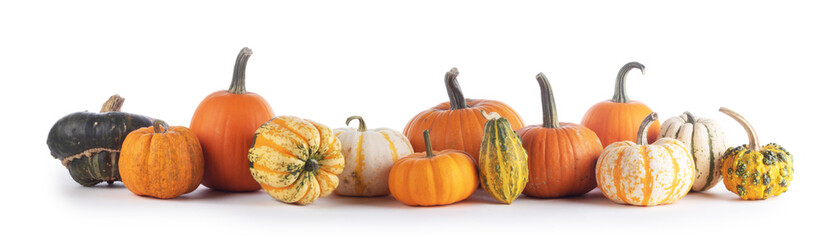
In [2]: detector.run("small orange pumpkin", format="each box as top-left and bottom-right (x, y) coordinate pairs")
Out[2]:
(403, 68), (524, 162)
(389, 130), (479, 206)
(581, 62), (659, 147)
(518, 73), (603, 198)
(119, 120), (204, 199)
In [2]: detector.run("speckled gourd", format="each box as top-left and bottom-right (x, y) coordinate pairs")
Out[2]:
(718, 107), (793, 200)
(478, 110), (529, 204)
(333, 116), (414, 197)
(659, 112), (727, 191)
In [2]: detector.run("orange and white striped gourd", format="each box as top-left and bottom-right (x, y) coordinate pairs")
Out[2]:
(333, 116), (414, 197)
(248, 116), (345, 205)
(596, 113), (695, 206)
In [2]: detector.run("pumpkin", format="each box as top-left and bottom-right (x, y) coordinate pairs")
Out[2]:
(403, 68), (524, 163)
(595, 112), (695, 206)
(659, 112), (728, 191)
(718, 107), (793, 200)
(518, 73), (604, 198)
(248, 116), (345, 205)
(119, 120), (204, 199)
(190, 47), (275, 192)
(389, 130), (479, 206)
(478, 110), (528, 204)
(581, 62), (659, 147)
(333, 116), (414, 197)
(47, 95), (154, 186)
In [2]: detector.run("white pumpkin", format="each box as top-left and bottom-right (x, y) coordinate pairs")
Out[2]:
(333, 116), (414, 196)
(659, 112), (727, 191)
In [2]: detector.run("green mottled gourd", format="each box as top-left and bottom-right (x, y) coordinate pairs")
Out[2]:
(718, 107), (793, 200)
(47, 95), (154, 186)
(478, 110), (529, 204)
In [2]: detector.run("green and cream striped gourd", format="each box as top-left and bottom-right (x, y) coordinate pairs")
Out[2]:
(478, 110), (529, 204)
(659, 112), (727, 191)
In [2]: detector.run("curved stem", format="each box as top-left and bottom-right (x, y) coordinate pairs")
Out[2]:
(423, 130), (434, 158)
(152, 120), (169, 134)
(479, 110), (501, 121)
(445, 67), (469, 110)
(228, 47), (253, 94)
(345, 115), (367, 132)
(719, 107), (761, 151)
(683, 111), (696, 124)
(536, 72), (559, 128)
(636, 112), (658, 145)
(100, 94), (125, 112)
(612, 62), (645, 103)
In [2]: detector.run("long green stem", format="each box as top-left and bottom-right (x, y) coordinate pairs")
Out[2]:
(612, 62), (645, 103)
(228, 47), (253, 94)
(423, 130), (434, 158)
(719, 107), (761, 151)
(536, 73), (559, 128)
(636, 112), (658, 145)
(345, 115), (367, 132)
(445, 67), (469, 109)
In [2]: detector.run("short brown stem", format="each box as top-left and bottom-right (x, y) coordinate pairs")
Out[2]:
(345, 115), (367, 132)
(445, 67), (470, 110)
(152, 120), (169, 134)
(719, 107), (761, 151)
(100, 94), (125, 112)
(684, 111), (696, 124)
(423, 130), (434, 158)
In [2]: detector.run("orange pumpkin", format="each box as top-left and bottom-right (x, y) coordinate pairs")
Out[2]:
(518, 73), (604, 198)
(389, 130), (479, 206)
(190, 47), (275, 192)
(119, 120), (204, 199)
(403, 68), (524, 162)
(581, 62), (659, 147)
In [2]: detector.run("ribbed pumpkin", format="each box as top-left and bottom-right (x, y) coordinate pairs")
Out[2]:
(248, 116), (345, 205)
(389, 130), (479, 206)
(333, 116), (414, 197)
(518, 73), (604, 198)
(581, 62), (659, 147)
(119, 120), (204, 199)
(403, 68), (524, 162)
(191, 47), (275, 192)
(718, 108), (793, 200)
(478, 111), (528, 204)
(46, 95), (154, 186)
(596, 113), (695, 206)
(660, 112), (728, 191)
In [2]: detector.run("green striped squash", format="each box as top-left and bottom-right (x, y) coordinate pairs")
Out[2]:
(659, 112), (727, 191)
(478, 110), (529, 204)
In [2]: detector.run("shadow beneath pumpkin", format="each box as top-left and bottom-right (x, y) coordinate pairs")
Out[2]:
(176, 187), (264, 201)
(553, 190), (626, 208)
(460, 190), (504, 205)
(688, 191), (744, 201)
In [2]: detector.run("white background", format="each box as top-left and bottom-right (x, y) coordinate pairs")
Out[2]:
(2, 0), (833, 239)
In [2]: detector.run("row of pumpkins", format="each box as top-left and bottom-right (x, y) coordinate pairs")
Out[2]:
(46, 48), (794, 206)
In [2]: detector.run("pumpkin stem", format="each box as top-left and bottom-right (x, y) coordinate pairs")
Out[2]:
(228, 47), (253, 94)
(345, 115), (367, 132)
(445, 67), (470, 110)
(100, 94), (125, 112)
(479, 110), (501, 121)
(423, 130), (434, 158)
(612, 62), (645, 103)
(536, 72), (559, 128)
(719, 107), (761, 152)
(152, 120), (169, 134)
(684, 111), (696, 124)
(636, 112), (658, 145)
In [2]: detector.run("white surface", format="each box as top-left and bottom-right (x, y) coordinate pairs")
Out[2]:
(1, 0), (833, 239)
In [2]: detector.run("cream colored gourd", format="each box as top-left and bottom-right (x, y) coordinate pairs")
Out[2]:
(659, 112), (727, 191)
(596, 113), (695, 206)
(333, 116), (414, 196)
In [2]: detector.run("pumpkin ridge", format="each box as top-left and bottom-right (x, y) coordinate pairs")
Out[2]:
(378, 131), (401, 162)
(701, 126), (716, 191)
(640, 146), (653, 205)
(564, 127), (580, 194)
(353, 133), (367, 194)
(661, 145), (680, 204)
(252, 162), (291, 176)
(613, 146), (629, 203)
(271, 118), (311, 151)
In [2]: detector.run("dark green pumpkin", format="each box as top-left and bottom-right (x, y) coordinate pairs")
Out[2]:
(47, 95), (154, 186)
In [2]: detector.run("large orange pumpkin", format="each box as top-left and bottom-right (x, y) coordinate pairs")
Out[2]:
(119, 120), (204, 199)
(190, 47), (275, 192)
(518, 73), (603, 198)
(581, 62), (659, 147)
(389, 130), (479, 206)
(403, 68), (524, 162)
